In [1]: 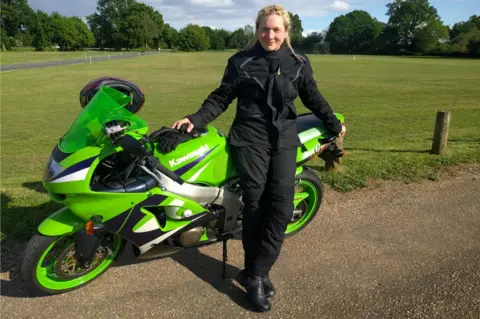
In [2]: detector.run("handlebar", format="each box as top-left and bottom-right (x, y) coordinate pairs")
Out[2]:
(113, 134), (184, 185)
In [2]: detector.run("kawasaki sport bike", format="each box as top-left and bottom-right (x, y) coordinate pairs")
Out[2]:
(21, 83), (345, 295)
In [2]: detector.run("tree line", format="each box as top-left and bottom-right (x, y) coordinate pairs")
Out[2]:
(1, 0), (478, 57)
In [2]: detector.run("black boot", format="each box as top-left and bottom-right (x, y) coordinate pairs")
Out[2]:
(236, 270), (276, 298)
(244, 275), (271, 312)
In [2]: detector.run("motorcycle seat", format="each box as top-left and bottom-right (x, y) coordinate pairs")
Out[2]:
(296, 113), (325, 134)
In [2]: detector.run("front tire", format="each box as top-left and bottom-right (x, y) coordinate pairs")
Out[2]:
(285, 167), (323, 237)
(21, 232), (123, 296)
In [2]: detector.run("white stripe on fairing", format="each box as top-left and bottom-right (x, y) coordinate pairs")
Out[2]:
(138, 214), (205, 254)
(188, 161), (211, 182)
(169, 199), (185, 207)
(298, 129), (321, 144)
(51, 167), (90, 183)
(134, 218), (160, 233)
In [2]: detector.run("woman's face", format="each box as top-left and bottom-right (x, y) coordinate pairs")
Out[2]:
(257, 14), (288, 51)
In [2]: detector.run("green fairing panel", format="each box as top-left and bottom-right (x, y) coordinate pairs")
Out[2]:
(38, 207), (84, 236)
(153, 126), (235, 186)
(295, 113), (344, 163)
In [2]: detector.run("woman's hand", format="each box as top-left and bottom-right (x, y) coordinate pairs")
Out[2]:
(339, 124), (346, 138)
(172, 118), (194, 133)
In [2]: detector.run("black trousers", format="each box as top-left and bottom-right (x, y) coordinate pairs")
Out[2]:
(231, 145), (296, 277)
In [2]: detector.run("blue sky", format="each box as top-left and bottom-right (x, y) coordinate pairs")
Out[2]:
(27, 0), (479, 36)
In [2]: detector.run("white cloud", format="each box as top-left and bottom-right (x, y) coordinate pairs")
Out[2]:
(330, 0), (350, 11)
(190, 0), (234, 8)
(29, 0), (359, 31)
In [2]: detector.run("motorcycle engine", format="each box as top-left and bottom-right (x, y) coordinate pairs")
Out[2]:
(178, 227), (203, 246)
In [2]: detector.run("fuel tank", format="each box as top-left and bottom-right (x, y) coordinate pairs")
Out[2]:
(153, 126), (234, 186)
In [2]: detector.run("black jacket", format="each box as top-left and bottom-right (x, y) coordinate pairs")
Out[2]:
(187, 43), (342, 149)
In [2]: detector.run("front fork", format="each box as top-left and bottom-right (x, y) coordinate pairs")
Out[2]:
(74, 216), (106, 267)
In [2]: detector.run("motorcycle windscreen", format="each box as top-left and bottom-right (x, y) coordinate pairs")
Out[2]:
(59, 86), (148, 153)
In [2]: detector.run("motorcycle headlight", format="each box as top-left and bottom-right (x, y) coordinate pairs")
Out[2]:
(43, 157), (66, 181)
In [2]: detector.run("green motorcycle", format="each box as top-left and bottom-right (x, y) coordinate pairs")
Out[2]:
(21, 80), (345, 296)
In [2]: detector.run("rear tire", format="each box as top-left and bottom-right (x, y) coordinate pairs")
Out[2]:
(285, 167), (323, 237)
(21, 233), (123, 296)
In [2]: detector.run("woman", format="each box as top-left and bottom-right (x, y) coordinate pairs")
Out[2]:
(173, 4), (345, 312)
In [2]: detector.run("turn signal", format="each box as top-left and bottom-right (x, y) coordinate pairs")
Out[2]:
(85, 221), (94, 236)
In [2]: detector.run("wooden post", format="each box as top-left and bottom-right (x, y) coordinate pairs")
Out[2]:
(432, 111), (451, 155)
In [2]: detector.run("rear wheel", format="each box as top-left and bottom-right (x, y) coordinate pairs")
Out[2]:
(285, 167), (323, 237)
(21, 232), (123, 296)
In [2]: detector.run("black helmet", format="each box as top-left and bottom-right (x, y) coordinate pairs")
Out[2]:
(79, 77), (145, 114)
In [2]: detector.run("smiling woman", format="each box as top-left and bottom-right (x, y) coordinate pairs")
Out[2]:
(171, 3), (344, 313)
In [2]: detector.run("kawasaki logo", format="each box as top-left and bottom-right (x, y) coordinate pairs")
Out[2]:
(169, 144), (210, 167)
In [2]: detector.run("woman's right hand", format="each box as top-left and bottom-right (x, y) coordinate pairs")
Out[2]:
(172, 117), (194, 133)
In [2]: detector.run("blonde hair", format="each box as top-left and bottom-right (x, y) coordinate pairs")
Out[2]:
(246, 4), (304, 61)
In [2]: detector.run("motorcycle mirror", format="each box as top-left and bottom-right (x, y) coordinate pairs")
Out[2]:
(116, 135), (150, 157)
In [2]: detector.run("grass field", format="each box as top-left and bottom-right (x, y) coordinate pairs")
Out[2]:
(0, 50), (127, 66)
(1, 52), (479, 241)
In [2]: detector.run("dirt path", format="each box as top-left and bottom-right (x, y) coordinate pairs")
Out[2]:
(1, 166), (479, 318)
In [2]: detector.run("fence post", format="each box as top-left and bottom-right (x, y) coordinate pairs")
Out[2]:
(431, 111), (451, 155)
(90, 56), (92, 64)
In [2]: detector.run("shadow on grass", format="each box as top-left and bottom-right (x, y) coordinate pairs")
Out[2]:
(0, 193), (62, 243)
(22, 181), (48, 194)
(0, 188), (62, 298)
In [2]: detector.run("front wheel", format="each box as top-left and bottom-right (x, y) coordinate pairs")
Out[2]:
(285, 167), (323, 237)
(21, 232), (124, 296)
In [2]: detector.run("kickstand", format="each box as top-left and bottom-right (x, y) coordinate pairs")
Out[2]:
(222, 238), (228, 279)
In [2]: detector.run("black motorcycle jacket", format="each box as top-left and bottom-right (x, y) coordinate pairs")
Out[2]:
(187, 42), (343, 149)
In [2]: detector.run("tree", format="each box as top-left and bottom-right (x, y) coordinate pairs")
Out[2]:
(325, 10), (382, 54)
(244, 24), (254, 39)
(161, 23), (179, 49)
(119, 3), (163, 50)
(178, 24), (210, 51)
(70, 17), (95, 50)
(88, 0), (163, 50)
(412, 19), (448, 52)
(228, 28), (249, 49)
(32, 14), (49, 51)
(450, 15), (480, 42)
(202, 27), (230, 50)
(466, 29), (480, 56)
(386, 0), (445, 52)
(288, 12), (303, 48)
(213, 29), (230, 50)
(0, 0), (35, 44)
(374, 24), (399, 54)
(87, 0), (137, 49)
(301, 32), (324, 52)
(1, 27), (15, 50)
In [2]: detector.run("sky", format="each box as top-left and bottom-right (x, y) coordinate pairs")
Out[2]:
(27, 0), (479, 36)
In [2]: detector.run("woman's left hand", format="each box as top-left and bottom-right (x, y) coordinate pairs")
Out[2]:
(339, 124), (346, 138)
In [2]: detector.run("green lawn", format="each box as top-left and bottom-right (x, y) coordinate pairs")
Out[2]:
(1, 52), (479, 241)
(0, 50), (126, 65)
